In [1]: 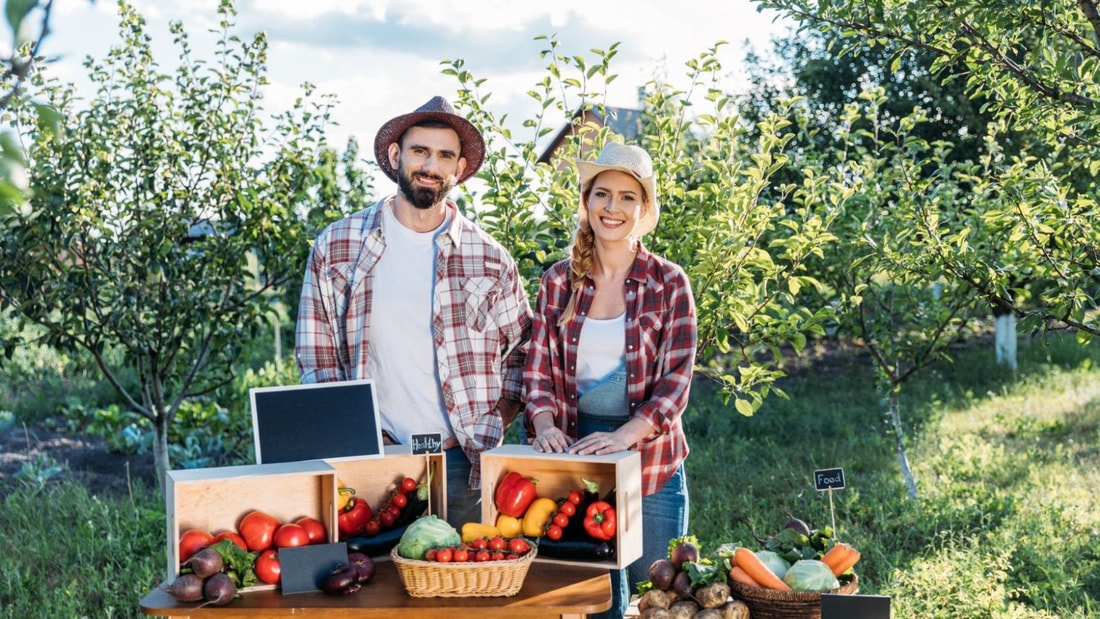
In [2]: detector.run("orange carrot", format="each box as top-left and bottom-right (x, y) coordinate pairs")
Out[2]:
(821, 543), (853, 572)
(829, 546), (861, 576)
(729, 565), (762, 588)
(733, 547), (791, 591)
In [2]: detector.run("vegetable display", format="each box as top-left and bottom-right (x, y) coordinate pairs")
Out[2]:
(635, 536), (750, 619)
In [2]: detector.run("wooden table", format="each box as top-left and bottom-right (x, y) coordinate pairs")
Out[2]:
(141, 560), (611, 619)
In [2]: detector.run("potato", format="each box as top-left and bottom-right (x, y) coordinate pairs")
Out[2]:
(640, 608), (672, 619)
(638, 588), (672, 613)
(717, 599), (751, 619)
(668, 599), (700, 619)
(694, 610), (723, 619)
(695, 581), (730, 609)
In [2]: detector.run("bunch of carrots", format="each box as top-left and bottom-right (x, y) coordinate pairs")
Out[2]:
(730, 543), (861, 591)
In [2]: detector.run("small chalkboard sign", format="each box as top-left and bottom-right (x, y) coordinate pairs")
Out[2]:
(278, 542), (349, 594)
(814, 467), (846, 491)
(411, 433), (444, 454)
(821, 593), (890, 618)
(250, 380), (383, 464)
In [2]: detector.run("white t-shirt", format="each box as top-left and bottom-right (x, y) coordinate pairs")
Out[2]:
(366, 203), (454, 443)
(576, 312), (626, 393)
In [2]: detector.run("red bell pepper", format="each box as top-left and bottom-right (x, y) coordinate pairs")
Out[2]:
(337, 496), (373, 537)
(494, 471), (538, 518)
(583, 501), (616, 541)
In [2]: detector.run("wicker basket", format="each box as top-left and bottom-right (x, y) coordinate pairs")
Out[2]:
(389, 546), (537, 597)
(729, 573), (859, 619)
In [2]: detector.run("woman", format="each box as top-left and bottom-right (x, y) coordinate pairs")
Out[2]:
(524, 141), (697, 618)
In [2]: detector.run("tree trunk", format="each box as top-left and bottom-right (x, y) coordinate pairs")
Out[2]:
(888, 389), (918, 499)
(153, 414), (171, 495)
(995, 312), (1017, 372)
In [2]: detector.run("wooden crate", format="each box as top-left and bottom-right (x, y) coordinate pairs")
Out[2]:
(165, 460), (337, 588)
(480, 444), (642, 569)
(324, 445), (447, 559)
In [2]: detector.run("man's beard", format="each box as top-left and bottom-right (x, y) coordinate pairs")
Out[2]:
(397, 166), (455, 209)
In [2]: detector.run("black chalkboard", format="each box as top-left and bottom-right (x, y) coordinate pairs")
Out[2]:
(250, 380), (384, 464)
(821, 593), (890, 618)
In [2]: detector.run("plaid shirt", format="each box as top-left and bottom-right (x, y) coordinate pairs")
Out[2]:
(523, 246), (697, 496)
(295, 198), (532, 488)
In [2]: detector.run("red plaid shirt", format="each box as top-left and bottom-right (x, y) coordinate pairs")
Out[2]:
(295, 199), (532, 487)
(523, 246), (697, 496)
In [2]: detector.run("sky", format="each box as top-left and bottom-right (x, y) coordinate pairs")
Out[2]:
(42, 0), (792, 158)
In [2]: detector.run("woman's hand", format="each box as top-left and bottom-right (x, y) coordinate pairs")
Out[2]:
(568, 431), (628, 456)
(532, 427), (572, 453)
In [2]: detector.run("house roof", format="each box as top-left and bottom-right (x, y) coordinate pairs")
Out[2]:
(536, 105), (642, 165)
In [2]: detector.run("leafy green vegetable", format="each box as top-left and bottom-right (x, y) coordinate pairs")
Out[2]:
(783, 559), (840, 592)
(210, 538), (258, 588)
(397, 515), (460, 560)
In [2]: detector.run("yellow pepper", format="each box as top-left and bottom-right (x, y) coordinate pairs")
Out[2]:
(336, 478), (355, 511)
(521, 497), (559, 537)
(461, 522), (502, 543)
(495, 513), (523, 538)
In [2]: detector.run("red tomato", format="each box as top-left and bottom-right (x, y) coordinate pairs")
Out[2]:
(469, 537), (488, 550)
(274, 523), (311, 548)
(552, 512), (570, 528)
(392, 493), (408, 509)
(506, 553), (519, 560)
(453, 547), (470, 562)
(212, 530), (248, 552)
(364, 519), (381, 536)
(401, 477), (418, 493)
(294, 517), (327, 544)
(490, 552), (505, 561)
(254, 549), (281, 585)
(179, 529), (215, 563)
(435, 547), (453, 563)
(567, 490), (584, 505)
(379, 511), (395, 528)
(487, 536), (506, 552)
(424, 548), (438, 561)
(546, 524), (563, 541)
(558, 501), (577, 517)
(474, 550), (491, 562)
(238, 510), (280, 552)
(508, 537), (531, 555)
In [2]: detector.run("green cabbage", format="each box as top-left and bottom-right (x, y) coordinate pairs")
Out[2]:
(755, 550), (791, 579)
(782, 559), (840, 592)
(396, 515), (461, 560)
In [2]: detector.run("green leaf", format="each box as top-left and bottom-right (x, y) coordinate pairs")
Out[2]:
(4, 0), (36, 35)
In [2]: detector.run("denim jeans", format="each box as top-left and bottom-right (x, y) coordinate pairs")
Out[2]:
(578, 413), (689, 619)
(444, 445), (482, 529)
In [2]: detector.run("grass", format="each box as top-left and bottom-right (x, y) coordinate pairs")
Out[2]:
(1, 332), (1098, 617)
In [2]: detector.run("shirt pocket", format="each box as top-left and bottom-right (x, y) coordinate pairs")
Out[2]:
(637, 311), (664, 358)
(325, 263), (355, 320)
(464, 276), (499, 333)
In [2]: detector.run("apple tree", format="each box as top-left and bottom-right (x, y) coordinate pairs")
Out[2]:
(0, 0), (335, 490)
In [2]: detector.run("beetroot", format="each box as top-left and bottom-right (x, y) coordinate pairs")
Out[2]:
(162, 573), (204, 602)
(648, 558), (677, 590)
(184, 547), (224, 579)
(202, 573), (236, 607)
(670, 540), (700, 568)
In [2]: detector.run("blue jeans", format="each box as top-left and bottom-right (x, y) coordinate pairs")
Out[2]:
(444, 445), (482, 529)
(578, 413), (689, 619)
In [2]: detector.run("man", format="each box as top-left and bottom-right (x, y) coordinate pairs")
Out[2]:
(295, 96), (532, 526)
